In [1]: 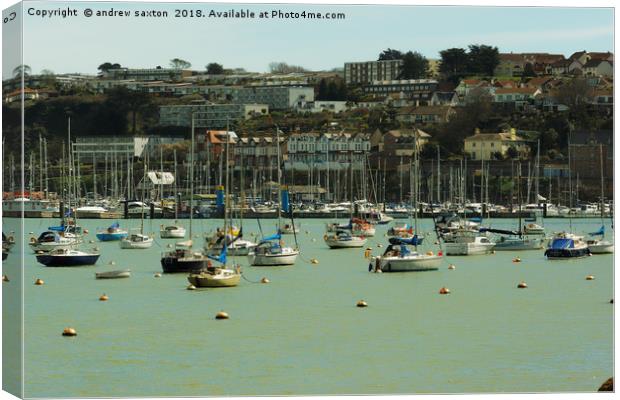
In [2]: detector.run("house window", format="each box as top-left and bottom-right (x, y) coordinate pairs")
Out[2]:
(472, 143), (476, 148)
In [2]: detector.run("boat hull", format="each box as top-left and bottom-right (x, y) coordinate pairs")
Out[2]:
(544, 248), (591, 259)
(444, 242), (495, 256)
(494, 238), (544, 251)
(29, 240), (81, 253)
(160, 257), (208, 273)
(36, 254), (100, 266)
(378, 255), (442, 272)
(187, 272), (240, 287)
(588, 242), (614, 254)
(95, 270), (131, 279)
(160, 228), (186, 239)
(119, 238), (154, 249)
(96, 232), (128, 241)
(248, 251), (298, 266)
(324, 237), (367, 248)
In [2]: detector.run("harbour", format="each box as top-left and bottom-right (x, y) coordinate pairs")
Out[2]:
(1, 216), (613, 397)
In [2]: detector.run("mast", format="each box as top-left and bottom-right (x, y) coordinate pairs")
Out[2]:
(223, 119), (230, 253)
(275, 126), (282, 230)
(599, 144), (605, 230)
(413, 129), (419, 247)
(436, 145), (441, 206)
(173, 149), (178, 220)
(189, 113), (195, 243)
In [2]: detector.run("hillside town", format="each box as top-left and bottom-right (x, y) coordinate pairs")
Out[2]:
(2, 47), (614, 206)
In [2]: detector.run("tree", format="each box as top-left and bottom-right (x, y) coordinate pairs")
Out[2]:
(268, 62), (307, 73)
(12, 64), (31, 78)
(467, 44), (499, 76)
(170, 58), (191, 70)
(540, 128), (559, 153)
(97, 62), (121, 73)
(378, 48), (403, 61)
(555, 78), (594, 110)
(206, 63), (224, 74)
(439, 48), (469, 80)
(398, 51), (429, 79)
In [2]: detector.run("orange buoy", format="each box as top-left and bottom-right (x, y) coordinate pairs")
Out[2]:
(260, 277), (270, 284)
(512, 257), (521, 263)
(439, 287), (450, 295)
(356, 300), (368, 308)
(34, 278), (44, 286)
(586, 275), (595, 280)
(448, 264), (456, 270)
(517, 281), (528, 289)
(2, 275), (9, 282)
(215, 311), (229, 320)
(99, 294), (109, 301)
(62, 327), (77, 337)
(364, 248), (372, 259)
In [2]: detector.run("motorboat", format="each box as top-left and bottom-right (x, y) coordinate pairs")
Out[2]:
(95, 269), (131, 279)
(96, 222), (128, 241)
(544, 233), (591, 259)
(523, 223), (545, 235)
(120, 232), (154, 249)
(443, 230), (495, 256)
(160, 224), (186, 239)
(36, 248), (100, 267)
(324, 230), (367, 249)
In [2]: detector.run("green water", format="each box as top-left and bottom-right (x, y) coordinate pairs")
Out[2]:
(2, 217), (613, 397)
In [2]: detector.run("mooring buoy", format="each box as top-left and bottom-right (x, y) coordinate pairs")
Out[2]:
(99, 294), (109, 301)
(448, 264), (456, 270)
(513, 257), (521, 263)
(34, 278), (44, 286)
(356, 300), (368, 308)
(154, 273), (162, 278)
(439, 287), (450, 295)
(2, 275), (9, 282)
(260, 277), (270, 284)
(187, 284), (196, 290)
(215, 311), (229, 320)
(62, 327), (77, 337)
(586, 275), (595, 280)
(517, 281), (528, 289)
(310, 258), (319, 264)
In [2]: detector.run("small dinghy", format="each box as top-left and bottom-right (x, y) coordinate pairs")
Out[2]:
(95, 269), (131, 279)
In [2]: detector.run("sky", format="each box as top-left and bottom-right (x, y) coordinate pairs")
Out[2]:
(1, 0), (616, 78)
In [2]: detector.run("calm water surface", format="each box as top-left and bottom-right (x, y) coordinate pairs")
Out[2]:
(2, 217), (613, 397)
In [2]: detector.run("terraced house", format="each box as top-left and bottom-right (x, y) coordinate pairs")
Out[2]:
(464, 128), (531, 161)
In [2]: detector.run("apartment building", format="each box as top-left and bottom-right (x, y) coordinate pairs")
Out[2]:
(159, 103), (269, 128)
(344, 60), (403, 85)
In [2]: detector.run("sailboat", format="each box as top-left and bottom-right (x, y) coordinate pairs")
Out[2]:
(248, 127), (299, 266)
(160, 150), (186, 239)
(188, 243), (241, 288)
(324, 151), (367, 249)
(121, 161), (154, 249)
(36, 116), (99, 267)
(204, 133), (256, 257)
(160, 113), (210, 273)
(374, 129), (441, 271)
(486, 163), (544, 251)
(587, 145), (613, 254)
(545, 132), (591, 260)
(96, 222), (128, 241)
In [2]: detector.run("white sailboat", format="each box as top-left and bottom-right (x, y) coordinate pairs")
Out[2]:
(120, 162), (154, 249)
(249, 127), (299, 266)
(587, 145), (613, 254)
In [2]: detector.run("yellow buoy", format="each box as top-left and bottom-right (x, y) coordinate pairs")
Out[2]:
(187, 284), (196, 290)
(586, 275), (595, 280)
(311, 258), (319, 264)
(215, 311), (229, 320)
(62, 327), (77, 337)
(34, 278), (44, 286)
(448, 264), (456, 270)
(154, 273), (162, 278)
(99, 294), (109, 301)
(2, 275), (9, 282)
(439, 287), (450, 295)
(512, 257), (521, 263)
(364, 248), (372, 259)
(260, 277), (270, 284)
(517, 281), (528, 289)
(356, 300), (368, 308)
(426, 251), (434, 256)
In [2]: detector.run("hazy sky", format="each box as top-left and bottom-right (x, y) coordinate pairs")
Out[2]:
(2, 1), (615, 78)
